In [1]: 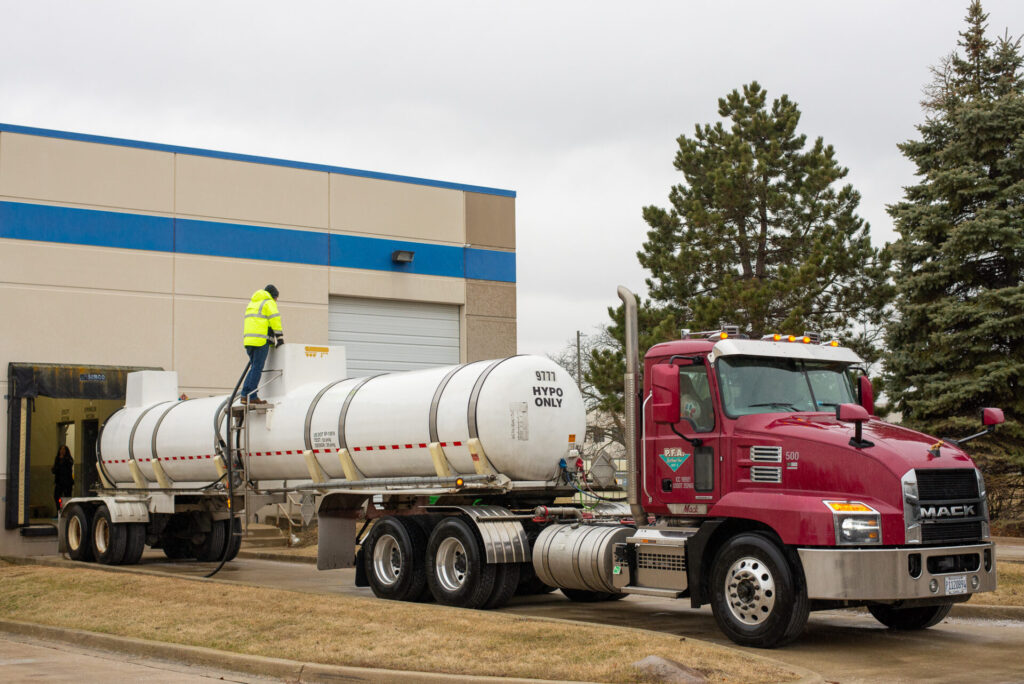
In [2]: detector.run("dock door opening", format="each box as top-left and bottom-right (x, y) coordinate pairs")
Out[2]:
(5, 363), (157, 530)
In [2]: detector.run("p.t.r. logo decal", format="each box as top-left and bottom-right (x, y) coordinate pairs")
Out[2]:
(660, 447), (691, 472)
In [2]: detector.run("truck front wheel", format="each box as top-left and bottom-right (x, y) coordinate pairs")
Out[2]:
(710, 533), (809, 648)
(868, 603), (952, 630)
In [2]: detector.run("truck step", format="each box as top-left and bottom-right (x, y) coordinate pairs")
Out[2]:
(620, 586), (686, 599)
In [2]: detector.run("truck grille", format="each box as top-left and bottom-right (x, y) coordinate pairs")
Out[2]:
(922, 521), (984, 544)
(914, 468), (985, 545)
(916, 469), (979, 500)
(750, 466), (782, 483)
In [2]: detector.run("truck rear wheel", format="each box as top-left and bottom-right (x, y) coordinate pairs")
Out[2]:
(710, 532), (809, 648)
(426, 516), (496, 609)
(91, 505), (128, 565)
(65, 504), (94, 562)
(484, 562), (521, 609)
(364, 516), (429, 602)
(868, 602), (953, 630)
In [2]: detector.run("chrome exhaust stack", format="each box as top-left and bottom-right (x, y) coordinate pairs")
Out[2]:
(617, 286), (645, 524)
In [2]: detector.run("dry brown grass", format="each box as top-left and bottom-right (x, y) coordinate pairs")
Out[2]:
(968, 561), (1024, 607)
(0, 562), (794, 683)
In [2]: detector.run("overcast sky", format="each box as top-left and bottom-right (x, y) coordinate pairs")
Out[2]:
(3, 1), (1023, 356)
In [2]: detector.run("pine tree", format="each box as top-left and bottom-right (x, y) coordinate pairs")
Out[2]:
(589, 82), (890, 414)
(886, 1), (1024, 505)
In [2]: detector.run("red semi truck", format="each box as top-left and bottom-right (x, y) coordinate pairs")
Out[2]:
(341, 285), (1000, 647)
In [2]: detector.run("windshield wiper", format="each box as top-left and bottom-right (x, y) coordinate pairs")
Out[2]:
(748, 402), (799, 411)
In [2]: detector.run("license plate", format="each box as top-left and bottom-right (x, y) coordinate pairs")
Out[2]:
(945, 575), (968, 595)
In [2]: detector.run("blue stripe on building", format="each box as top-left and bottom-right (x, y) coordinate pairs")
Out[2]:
(0, 200), (515, 282)
(0, 123), (516, 198)
(0, 201), (173, 252)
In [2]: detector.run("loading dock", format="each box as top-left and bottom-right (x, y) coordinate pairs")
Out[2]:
(5, 363), (154, 539)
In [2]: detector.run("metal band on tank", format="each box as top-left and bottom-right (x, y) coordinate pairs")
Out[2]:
(150, 399), (191, 461)
(467, 358), (516, 440)
(304, 379), (349, 451)
(337, 375), (383, 450)
(428, 364), (467, 443)
(96, 406), (124, 485)
(128, 401), (175, 462)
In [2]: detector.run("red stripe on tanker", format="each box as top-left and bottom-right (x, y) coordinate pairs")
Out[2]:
(99, 349), (584, 486)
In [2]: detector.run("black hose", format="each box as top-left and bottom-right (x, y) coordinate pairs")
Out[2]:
(204, 358), (252, 579)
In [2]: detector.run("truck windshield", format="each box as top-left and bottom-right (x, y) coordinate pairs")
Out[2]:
(717, 356), (857, 417)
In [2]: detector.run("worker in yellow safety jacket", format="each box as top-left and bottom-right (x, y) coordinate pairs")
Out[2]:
(241, 285), (284, 404)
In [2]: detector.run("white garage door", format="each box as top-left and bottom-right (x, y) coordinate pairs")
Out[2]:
(328, 296), (461, 376)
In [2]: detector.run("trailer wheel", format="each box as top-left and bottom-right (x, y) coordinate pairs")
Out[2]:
(196, 518), (228, 562)
(561, 588), (624, 602)
(91, 505), (128, 565)
(120, 524), (146, 565)
(66, 504), (94, 562)
(363, 516), (429, 602)
(484, 562), (521, 609)
(710, 532), (809, 648)
(225, 518), (242, 561)
(868, 602), (953, 630)
(426, 516), (496, 609)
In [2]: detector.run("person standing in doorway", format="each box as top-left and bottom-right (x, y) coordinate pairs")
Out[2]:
(241, 284), (284, 405)
(52, 445), (74, 512)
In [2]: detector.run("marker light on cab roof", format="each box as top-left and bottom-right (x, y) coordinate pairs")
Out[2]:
(802, 336), (811, 344)
(787, 335), (797, 342)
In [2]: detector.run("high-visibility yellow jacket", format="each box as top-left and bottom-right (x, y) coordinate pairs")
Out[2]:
(243, 290), (283, 347)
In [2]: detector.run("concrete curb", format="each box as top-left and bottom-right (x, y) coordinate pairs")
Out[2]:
(0, 619), (582, 684)
(950, 603), (1024, 621)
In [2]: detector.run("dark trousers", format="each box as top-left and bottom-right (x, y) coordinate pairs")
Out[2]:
(242, 344), (270, 399)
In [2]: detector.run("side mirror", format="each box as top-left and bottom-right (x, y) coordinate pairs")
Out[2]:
(836, 403), (873, 449)
(836, 403), (870, 423)
(651, 364), (680, 424)
(858, 375), (874, 416)
(982, 408), (1005, 426)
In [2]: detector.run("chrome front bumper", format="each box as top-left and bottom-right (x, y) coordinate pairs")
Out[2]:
(798, 542), (996, 601)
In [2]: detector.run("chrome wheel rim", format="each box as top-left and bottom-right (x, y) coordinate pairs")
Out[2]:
(68, 515), (82, 551)
(725, 556), (776, 625)
(372, 533), (402, 586)
(435, 537), (468, 592)
(94, 516), (110, 555)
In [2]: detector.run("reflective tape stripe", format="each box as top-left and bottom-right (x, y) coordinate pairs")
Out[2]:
(258, 300), (268, 314)
(245, 333), (270, 340)
(267, 313), (280, 319)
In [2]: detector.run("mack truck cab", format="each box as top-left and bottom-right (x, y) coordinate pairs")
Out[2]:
(616, 287), (999, 647)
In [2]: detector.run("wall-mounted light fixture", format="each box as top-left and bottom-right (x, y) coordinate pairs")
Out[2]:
(391, 250), (415, 263)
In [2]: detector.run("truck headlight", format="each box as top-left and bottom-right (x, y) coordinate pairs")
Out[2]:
(824, 500), (882, 545)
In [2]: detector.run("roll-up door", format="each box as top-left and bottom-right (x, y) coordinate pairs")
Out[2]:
(328, 297), (460, 376)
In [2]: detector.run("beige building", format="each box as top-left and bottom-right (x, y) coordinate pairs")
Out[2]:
(0, 124), (516, 554)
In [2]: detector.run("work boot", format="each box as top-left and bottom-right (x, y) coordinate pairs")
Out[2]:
(238, 396), (248, 405)
(250, 397), (268, 405)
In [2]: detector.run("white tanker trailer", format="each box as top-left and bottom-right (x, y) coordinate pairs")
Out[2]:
(58, 344), (625, 609)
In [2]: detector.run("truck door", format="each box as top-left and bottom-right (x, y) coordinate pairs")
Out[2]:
(647, 360), (721, 511)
